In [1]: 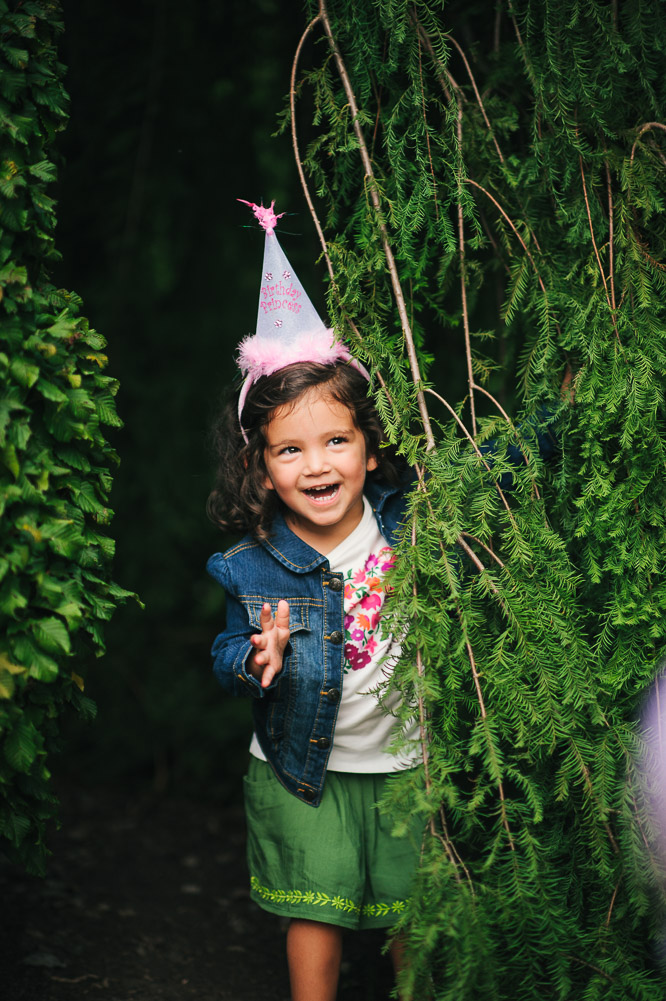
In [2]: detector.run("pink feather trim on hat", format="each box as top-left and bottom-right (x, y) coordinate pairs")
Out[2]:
(236, 330), (370, 443)
(237, 327), (354, 379)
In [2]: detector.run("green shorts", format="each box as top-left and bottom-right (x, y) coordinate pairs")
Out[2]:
(244, 757), (422, 930)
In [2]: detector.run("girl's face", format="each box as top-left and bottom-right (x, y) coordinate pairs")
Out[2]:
(262, 388), (377, 554)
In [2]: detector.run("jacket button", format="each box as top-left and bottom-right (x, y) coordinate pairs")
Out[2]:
(329, 630), (343, 644)
(326, 688), (340, 703)
(316, 737), (330, 749)
(302, 788), (315, 802)
(328, 577), (343, 592)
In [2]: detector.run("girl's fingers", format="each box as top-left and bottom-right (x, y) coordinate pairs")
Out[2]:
(252, 602), (289, 683)
(261, 665), (278, 688)
(275, 599), (290, 632)
(259, 602), (275, 631)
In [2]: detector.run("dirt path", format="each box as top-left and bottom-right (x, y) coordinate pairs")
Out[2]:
(0, 781), (395, 1001)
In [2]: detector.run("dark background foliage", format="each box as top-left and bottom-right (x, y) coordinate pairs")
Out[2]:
(53, 0), (323, 799)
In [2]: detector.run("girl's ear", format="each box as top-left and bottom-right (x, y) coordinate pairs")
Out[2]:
(263, 473), (275, 491)
(366, 454), (378, 472)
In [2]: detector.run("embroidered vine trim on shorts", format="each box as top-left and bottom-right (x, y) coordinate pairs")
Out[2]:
(250, 875), (407, 918)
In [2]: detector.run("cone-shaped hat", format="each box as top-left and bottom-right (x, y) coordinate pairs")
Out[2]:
(236, 200), (369, 438)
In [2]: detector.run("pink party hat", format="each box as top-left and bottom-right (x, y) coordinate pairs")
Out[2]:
(236, 199), (369, 438)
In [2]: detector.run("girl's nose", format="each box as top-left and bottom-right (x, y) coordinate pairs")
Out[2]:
(303, 448), (331, 475)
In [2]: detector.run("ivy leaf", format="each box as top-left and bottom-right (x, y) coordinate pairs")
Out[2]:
(27, 160), (56, 182)
(35, 377), (67, 402)
(0, 671), (15, 698)
(4, 720), (38, 773)
(32, 616), (70, 655)
(0, 652), (26, 675)
(9, 356), (39, 387)
(1, 812), (31, 844)
(1, 442), (19, 478)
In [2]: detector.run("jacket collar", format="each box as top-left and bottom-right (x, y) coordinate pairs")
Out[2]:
(261, 510), (329, 574)
(364, 473), (403, 512)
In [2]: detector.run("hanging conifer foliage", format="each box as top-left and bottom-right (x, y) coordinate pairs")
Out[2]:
(288, 1), (666, 997)
(0, 1), (132, 873)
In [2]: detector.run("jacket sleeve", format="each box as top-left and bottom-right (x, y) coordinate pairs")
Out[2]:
(206, 553), (279, 699)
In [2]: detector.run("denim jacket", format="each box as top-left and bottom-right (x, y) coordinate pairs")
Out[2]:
(206, 474), (410, 807)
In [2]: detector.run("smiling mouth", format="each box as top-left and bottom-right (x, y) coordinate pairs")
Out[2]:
(303, 484), (340, 503)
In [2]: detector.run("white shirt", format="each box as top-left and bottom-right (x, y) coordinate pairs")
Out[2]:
(250, 498), (420, 771)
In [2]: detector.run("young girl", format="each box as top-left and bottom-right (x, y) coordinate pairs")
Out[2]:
(207, 201), (422, 1001)
(207, 360), (421, 1001)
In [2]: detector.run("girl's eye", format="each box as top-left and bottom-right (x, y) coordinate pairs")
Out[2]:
(278, 445), (300, 455)
(329, 436), (348, 446)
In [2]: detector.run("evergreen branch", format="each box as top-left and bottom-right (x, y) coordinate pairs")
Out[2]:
(506, 0), (537, 92)
(565, 956), (613, 984)
(289, 15), (398, 388)
(629, 121), (666, 165)
(465, 179), (547, 298)
(457, 535), (504, 586)
(605, 879), (620, 927)
(411, 11), (457, 104)
(419, 15), (543, 258)
(411, 515), (434, 785)
(436, 804), (473, 888)
(444, 31), (505, 167)
(456, 99), (477, 435)
(472, 382), (542, 499)
(567, 737), (620, 856)
(423, 386), (516, 526)
(578, 152), (622, 346)
(410, 511), (472, 888)
(460, 532), (506, 570)
(289, 13), (333, 285)
(416, 31), (439, 221)
(411, 481), (515, 854)
(318, 0), (435, 449)
(605, 160), (616, 313)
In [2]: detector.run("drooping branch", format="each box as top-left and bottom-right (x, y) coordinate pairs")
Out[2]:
(445, 31), (505, 167)
(412, 472), (516, 859)
(289, 13), (333, 286)
(318, 0), (436, 450)
(579, 154), (622, 345)
(605, 161), (616, 313)
(456, 99), (477, 436)
(416, 32), (440, 221)
(629, 120), (666, 164)
(423, 386), (516, 526)
(410, 512), (472, 887)
(465, 178), (547, 296)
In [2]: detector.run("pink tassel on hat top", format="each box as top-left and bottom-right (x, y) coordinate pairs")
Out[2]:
(237, 198), (285, 234)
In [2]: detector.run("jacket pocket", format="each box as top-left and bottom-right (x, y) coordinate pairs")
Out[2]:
(245, 599), (313, 743)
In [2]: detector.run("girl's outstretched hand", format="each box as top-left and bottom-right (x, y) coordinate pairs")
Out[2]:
(247, 600), (290, 689)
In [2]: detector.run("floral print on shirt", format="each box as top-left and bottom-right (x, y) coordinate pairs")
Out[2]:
(343, 546), (395, 672)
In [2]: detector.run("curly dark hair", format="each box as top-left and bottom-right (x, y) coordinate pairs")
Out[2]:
(207, 361), (402, 540)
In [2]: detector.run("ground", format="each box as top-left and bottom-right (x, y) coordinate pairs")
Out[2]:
(0, 780), (396, 1001)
